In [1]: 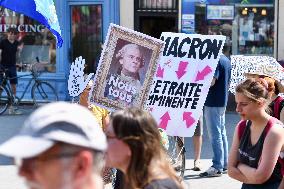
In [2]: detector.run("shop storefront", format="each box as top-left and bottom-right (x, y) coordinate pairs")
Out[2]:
(181, 0), (274, 111)
(0, 0), (119, 101)
(181, 0), (274, 56)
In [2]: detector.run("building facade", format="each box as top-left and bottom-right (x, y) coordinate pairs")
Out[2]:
(0, 0), (119, 101)
(121, 0), (278, 111)
(183, 0), (274, 57)
(0, 0), (281, 101)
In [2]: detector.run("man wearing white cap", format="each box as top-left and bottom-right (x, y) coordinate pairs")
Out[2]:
(0, 102), (107, 189)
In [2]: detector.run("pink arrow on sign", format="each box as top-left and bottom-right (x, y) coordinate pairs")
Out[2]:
(156, 64), (164, 78)
(159, 112), (171, 130)
(195, 65), (212, 82)
(175, 61), (188, 80)
(183, 112), (195, 128)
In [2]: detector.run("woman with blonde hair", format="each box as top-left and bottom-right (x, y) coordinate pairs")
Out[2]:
(105, 108), (183, 189)
(228, 78), (284, 189)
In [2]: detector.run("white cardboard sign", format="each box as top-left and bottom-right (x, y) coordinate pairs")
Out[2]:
(229, 55), (284, 94)
(68, 56), (93, 98)
(146, 32), (226, 137)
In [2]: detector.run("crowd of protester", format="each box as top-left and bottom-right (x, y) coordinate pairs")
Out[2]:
(2, 45), (284, 189)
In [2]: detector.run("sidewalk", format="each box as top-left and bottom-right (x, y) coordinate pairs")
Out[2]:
(0, 104), (36, 116)
(185, 159), (242, 189)
(181, 111), (241, 189)
(0, 107), (242, 188)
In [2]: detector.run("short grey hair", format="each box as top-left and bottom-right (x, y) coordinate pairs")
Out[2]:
(115, 43), (145, 67)
(59, 143), (105, 175)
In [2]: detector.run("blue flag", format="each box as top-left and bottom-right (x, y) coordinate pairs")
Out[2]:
(0, 0), (63, 48)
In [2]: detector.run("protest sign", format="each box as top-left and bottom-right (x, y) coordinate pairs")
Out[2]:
(146, 32), (226, 137)
(89, 24), (164, 110)
(68, 56), (94, 102)
(229, 55), (284, 94)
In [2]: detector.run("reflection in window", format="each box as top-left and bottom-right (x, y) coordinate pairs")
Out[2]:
(195, 5), (233, 54)
(71, 5), (102, 74)
(0, 9), (57, 73)
(194, 4), (274, 56)
(237, 6), (274, 56)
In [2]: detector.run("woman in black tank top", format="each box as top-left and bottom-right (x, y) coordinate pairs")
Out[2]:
(228, 78), (284, 189)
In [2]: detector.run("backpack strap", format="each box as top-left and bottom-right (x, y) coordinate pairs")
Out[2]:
(263, 117), (282, 137)
(273, 96), (284, 119)
(238, 118), (280, 140)
(237, 120), (247, 140)
(261, 117), (284, 176)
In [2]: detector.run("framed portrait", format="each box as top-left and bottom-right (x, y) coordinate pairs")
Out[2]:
(89, 24), (164, 110)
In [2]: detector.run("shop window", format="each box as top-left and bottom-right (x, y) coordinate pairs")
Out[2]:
(0, 9), (57, 73)
(195, 5), (233, 54)
(71, 5), (102, 74)
(236, 6), (274, 56)
(194, 4), (274, 56)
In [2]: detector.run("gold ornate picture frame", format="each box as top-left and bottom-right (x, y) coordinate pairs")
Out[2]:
(89, 24), (164, 110)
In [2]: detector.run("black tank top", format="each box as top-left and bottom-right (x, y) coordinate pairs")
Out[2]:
(238, 120), (282, 184)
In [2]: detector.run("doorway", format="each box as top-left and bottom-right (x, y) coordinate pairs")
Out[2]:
(134, 0), (179, 39)
(139, 16), (178, 38)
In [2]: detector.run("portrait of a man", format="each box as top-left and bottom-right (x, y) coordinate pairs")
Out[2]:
(116, 43), (145, 84)
(104, 40), (151, 106)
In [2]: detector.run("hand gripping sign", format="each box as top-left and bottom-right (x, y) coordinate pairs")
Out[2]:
(146, 32), (226, 137)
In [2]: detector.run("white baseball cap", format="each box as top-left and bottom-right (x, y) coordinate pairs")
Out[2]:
(245, 63), (284, 93)
(0, 102), (107, 159)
